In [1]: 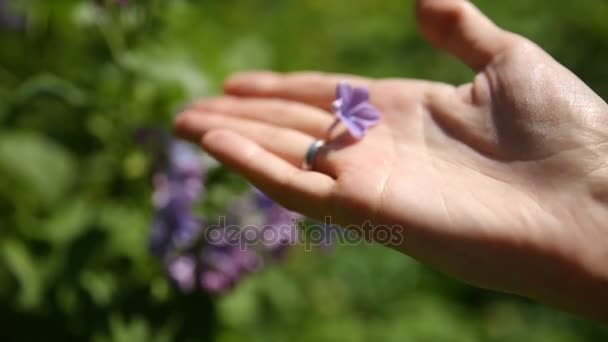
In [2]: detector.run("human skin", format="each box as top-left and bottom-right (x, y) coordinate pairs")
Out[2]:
(175, 0), (608, 323)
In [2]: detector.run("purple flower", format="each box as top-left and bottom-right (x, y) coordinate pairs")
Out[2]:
(150, 140), (205, 257)
(196, 222), (262, 294)
(253, 189), (301, 258)
(151, 188), (201, 252)
(332, 82), (381, 139)
(200, 247), (260, 293)
(200, 271), (229, 294)
(168, 142), (205, 201)
(167, 255), (197, 293)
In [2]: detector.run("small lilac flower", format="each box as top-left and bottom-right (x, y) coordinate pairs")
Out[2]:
(200, 271), (229, 294)
(198, 236), (261, 294)
(332, 82), (381, 139)
(203, 250), (241, 282)
(231, 248), (260, 272)
(253, 189), (301, 257)
(168, 142), (205, 201)
(167, 255), (197, 293)
(149, 140), (206, 257)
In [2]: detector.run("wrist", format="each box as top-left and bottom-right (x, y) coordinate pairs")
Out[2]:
(567, 179), (608, 323)
(523, 178), (608, 323)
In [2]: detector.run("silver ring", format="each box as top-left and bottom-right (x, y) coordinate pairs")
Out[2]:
(302, 139), (326, 170)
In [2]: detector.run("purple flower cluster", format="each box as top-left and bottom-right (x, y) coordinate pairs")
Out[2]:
(226, 188), (302, 258)
(150, 141), (205, 258)
(148, 135), (303, 294)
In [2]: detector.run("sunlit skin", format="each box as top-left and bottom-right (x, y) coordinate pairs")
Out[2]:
(175, 0), (608, 323)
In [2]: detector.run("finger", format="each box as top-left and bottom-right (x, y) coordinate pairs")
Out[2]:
(416, 0), (521, 71)
(189, 96), (335, 138)
(175, 111), (334, 173)
(201, 129), (336, 219)
(224, 71), (372, 111)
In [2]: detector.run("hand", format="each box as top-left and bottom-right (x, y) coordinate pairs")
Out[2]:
(175, 0), (608, 322)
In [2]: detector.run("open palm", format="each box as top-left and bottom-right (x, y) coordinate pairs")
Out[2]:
(176, 0), (608, 322)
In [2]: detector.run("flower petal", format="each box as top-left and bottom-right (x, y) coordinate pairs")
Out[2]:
(349, 102), (381, 126)
(201, 271), (230, 293)
(336, 82), (353, 108)
(338, 111), (366, 139)
(349, 87), (370, 108)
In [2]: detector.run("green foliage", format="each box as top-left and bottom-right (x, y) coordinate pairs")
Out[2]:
(0, 0), (607, 341)
(0, 131), (76, 205)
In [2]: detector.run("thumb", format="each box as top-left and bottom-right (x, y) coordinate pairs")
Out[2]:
(416, 0), (520, 71)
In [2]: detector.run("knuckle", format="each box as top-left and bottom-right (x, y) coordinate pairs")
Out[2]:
(419, 0), (469, 41)
(499, 37), (545, 67)
(262, 125), (284, 143)
(512, 38), (543, 56)
(436, 3), (468, 42)
(273, 98), (297, 112)
(241, 142), (264, 166)
(288, 71), (331, 85)
(443, 1), (469, 26)
(174, 112), (195, 129)
(192, 97), (228, 111)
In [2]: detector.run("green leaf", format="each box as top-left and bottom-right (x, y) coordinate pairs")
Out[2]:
(32, 200), (93, 245)
(0, 239), (43, 309)
(80, 270), (117, 307)
(218, 280), (260, 328)
(16, 74), (87, 107)
(223, 35), (273, 71)
(93, 314), (174, 342)
(98, 204), (149, 261)
(119, 49), (209, 99)
(0, 131), (76, 206)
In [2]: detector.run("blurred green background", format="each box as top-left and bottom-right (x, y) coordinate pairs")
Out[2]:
(1, 0), (607, 341)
